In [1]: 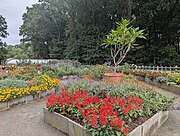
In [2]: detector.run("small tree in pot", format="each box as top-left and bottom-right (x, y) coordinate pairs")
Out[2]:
(102, 18), (145, 73)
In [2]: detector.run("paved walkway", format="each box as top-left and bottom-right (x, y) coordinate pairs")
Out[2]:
(150, 85), (180, 136)
(0, 80), (179, 136)
(0, 99), (66, 136)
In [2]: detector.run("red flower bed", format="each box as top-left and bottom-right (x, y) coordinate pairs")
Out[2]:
(46, 89), (143, 136)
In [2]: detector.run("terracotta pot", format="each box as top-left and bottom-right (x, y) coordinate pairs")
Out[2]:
(104, 73), (124, 82)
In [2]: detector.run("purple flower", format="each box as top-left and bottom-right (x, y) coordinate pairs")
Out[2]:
(175, 105), (180, 110)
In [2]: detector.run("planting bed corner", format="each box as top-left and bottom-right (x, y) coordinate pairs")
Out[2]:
(44, 107), (169, 136)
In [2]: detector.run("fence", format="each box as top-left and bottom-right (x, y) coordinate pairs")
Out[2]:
(129, 66), (180, 72)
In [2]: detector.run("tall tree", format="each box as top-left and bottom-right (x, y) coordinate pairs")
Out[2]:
(20, 0), (180, 65)
(0, 15), (8, 64)
(64, 0), (128, 63)
(125, 0), (180, 66)
(20, 1), (67, 59)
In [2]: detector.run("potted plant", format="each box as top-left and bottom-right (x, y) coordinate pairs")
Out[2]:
(102, 18), (145, 81)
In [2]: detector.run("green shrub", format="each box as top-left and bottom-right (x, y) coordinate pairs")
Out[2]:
(155, 76), (171, 83)
(83, 65), (112, 81)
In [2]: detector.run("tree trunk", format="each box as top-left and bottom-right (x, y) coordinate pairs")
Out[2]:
(114, 65), (117, 73)
(127, 0), (132, 20)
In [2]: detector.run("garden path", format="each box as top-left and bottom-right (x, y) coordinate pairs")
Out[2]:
(146, 84), (180, 136)
(0, 98), (66, 136)
(0, 79), (75, 136)
(0, 79), (179, 136)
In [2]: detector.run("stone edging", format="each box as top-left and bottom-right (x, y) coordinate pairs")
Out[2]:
(0, 87), (56, 110)
(43, 107), (169, 136)
(136, 76), (180, 95)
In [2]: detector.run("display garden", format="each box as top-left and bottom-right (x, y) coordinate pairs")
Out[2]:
(42, 63), (175, 136)
(1, 62), (179, 135)
(0, 64), (60, 103)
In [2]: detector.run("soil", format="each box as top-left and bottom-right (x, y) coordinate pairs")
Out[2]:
(129, 116), (152, 132)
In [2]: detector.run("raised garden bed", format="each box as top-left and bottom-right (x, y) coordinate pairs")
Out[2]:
(0, 87), (57, 110)
(144, 77), (180, 95)
(43, 77), (173, 136)
(44, 107), (169, 136)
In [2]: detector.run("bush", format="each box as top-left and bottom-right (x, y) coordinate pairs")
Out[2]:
(83, 65), (112, 81)
(169, 73), (180, 84)
(155, 76), (171, 83)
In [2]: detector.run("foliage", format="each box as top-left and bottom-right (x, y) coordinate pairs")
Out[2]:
(17, 0), (180, 66)
(0, 79), (27, 89)
(134, 70), (148, 78)
(0, 15), (8, 38)
(116, 63), (131, 73)
(155, 76), (171, 83)
(129, 69), (180, 84)
(169, 73), (180, 84)
(66, 77), (173, 116)
(0, 65), (60, 102)
(147, 71), (169, 80)
(83, 65), (112, 81)
(102, 18), (145, 72)
(47, 75), (173, 135)
(6, 43), (35, 59)
(0, 15), (8, 64)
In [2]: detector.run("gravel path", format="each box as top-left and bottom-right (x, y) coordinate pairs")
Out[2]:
(0, 99), (66, 136)
(0, 79), (76, 136)
(149, 85), (180, 136)
(0, 80), (179, 136)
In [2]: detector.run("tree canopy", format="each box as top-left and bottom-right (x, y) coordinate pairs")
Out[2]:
(19, 0), (180, 66)
(0, 15), (8, 64)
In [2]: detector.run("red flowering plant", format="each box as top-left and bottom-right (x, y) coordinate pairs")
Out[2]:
(46, 89), (143, 136)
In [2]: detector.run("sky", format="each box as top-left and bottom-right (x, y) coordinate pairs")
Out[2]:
(0, 0), (38, 45)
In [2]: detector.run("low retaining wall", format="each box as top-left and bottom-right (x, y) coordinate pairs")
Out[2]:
(144, 77), (180, 95)
(136, 76), (145, 81)
(0, 87), (56, 110)
(129, 111), (169, 136)
(44, 107), (169, 136)
(44, 107), (91, 136)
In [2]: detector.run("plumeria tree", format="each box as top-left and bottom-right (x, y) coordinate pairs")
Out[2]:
(102, 18), (145, 72)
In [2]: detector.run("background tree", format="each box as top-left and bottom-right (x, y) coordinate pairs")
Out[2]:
(19, 0), (180, 66)
(20, 1), (67, 59)
(6, 43), (34, 59)
(124, 0), (180, 66)
(0, 15), (8, 64)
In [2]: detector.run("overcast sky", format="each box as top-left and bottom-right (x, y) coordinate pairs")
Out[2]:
(0, 0), (38, 45)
